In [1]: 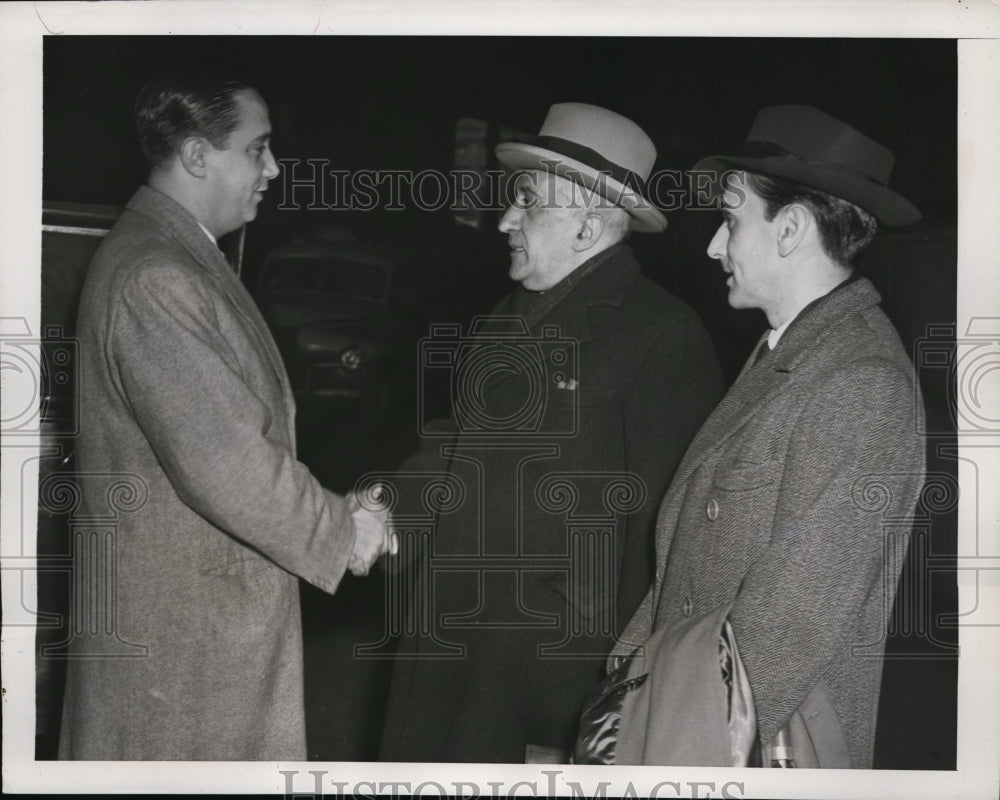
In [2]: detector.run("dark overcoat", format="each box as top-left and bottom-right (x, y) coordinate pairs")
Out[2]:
(60, 186), (355, 760)
(379, 244), (724, 763)
(612, 279), (926, 768)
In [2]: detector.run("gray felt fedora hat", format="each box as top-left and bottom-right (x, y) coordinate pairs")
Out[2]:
(692, 105), (920, 226)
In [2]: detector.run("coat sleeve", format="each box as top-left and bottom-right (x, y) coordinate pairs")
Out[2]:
(728, 358), (925, 746)
(109, 258), (355, 594)
(617, 314), (724, 629)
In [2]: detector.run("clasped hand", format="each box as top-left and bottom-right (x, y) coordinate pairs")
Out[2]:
(347, 484), (398, 576)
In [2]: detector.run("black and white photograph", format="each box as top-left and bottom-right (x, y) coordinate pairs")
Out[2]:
(1, 1), (998, 798)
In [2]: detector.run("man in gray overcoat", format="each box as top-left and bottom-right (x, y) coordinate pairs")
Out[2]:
(59, 73), (391, 760)
(379, 104), (724, 763)
(603, 106), (927, 769)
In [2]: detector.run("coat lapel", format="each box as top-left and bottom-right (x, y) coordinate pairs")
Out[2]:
(481, 245), (641, 395)
(656, 279), (883, 544)
(126, 187), (296, 438)
(663, 345), (793, 495)
(545, 243), (641, 346)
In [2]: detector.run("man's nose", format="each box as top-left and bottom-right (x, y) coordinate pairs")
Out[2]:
(262, 146), (280, 181)
(706, 223), (727, 260)
(497, 206), (520, 233)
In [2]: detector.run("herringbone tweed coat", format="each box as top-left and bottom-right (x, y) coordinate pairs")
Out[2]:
(611, 278), (926, 768)
(60, 186), (355, 760)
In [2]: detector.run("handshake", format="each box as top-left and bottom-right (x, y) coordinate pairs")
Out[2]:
(347, 483), (398, 576)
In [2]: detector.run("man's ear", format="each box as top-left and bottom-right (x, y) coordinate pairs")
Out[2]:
(572, 213), (605, 253)
(776, 203), (811, 257)
(179, 137), (209, 178)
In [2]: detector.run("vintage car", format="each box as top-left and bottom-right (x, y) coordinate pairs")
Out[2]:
(254, 237), (418, 415)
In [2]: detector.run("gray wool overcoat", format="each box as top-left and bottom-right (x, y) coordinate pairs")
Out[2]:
(611, 278), (926, 768)
(59, 186), (355, 760)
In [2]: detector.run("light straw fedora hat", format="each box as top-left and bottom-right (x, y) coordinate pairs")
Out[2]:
(496, 103), (668, 233)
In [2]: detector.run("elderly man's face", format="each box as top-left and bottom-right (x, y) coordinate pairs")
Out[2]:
(498, 171), (586, 291)
(202, 89), (280, 238)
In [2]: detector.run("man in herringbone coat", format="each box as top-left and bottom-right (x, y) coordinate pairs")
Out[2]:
(60, 74), (390, 760)
(606, 106), (927, 769)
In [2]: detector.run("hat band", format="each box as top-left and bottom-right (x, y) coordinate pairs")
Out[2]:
(739, 140), (888, 188)
(533, 135), (647, 194)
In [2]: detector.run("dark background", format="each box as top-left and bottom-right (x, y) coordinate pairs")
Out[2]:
(39, 36), (958, 767)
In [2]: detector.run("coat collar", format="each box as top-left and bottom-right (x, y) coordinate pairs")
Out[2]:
(496, 242), (641, 342)
(483, 244), (642, 395)
(127, 185), (237, 281)
(663, 278), (882, 496)
(125, 185), (296, 434)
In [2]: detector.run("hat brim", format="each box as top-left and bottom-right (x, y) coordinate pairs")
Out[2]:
(497, 142), (667, 233)
(691, 155), (921, 227)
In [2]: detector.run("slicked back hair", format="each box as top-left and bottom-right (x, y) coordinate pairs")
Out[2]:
(745, 172), (878, 268)
(135, 72), (249, 168)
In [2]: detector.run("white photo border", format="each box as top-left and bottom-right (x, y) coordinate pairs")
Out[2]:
(2, 1), (998, 798)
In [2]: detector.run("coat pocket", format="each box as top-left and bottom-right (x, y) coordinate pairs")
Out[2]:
(201, 552), (279, 578)
(538, 387), (618, 437)
(712, 456), (782, 492)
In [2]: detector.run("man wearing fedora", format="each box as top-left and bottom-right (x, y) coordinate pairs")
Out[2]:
(602, 106), (926, 769)
(379, 103), (723, 763)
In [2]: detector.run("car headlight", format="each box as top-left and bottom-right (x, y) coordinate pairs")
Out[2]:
(340, 346), (364, 371)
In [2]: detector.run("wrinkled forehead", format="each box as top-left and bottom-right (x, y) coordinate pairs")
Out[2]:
(517, 168), (574, 191)
(513, 169), (583, 208)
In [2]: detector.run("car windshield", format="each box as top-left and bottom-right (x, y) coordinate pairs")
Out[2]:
(263, 256), (388, 301)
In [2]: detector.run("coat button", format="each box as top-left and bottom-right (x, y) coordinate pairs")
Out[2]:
(683, 597), (693, 616)
(706, 498), (719, 521)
